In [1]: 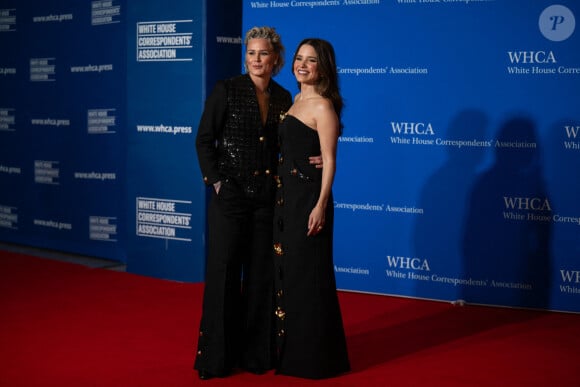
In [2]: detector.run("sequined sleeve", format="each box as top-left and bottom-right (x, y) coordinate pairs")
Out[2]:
(195, 80), (227, 185)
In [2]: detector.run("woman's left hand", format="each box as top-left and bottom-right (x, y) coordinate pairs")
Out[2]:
(307, 205), (325, 236)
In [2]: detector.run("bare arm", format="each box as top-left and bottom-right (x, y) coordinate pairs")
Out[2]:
(307, 100), (339, 236)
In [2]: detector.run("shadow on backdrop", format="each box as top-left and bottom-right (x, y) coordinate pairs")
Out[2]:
(543, 119), (580, 309)
(461, 116), (552, 309)
(412, 109), (488, 300)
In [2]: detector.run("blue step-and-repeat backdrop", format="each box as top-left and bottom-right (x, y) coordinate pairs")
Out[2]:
(243, 0), (580, 313)
(0, 0), (127, 260)
(1, 0), (578, 313)
(0, 0), (241, 282)
(125, 0), (241, 282)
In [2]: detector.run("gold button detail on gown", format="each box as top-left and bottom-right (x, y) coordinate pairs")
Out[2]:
(273, 243), (284, 256)
(275, 307), (286, 320)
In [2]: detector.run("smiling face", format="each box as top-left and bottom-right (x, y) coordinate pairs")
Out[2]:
(245, 38), (278, 79)
(293, 44), (320, 85)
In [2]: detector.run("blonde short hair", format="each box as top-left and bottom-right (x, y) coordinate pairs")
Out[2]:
(244, 26), (285, 75)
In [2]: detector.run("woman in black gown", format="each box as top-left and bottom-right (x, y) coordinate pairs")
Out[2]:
(272, 38), (350, 379)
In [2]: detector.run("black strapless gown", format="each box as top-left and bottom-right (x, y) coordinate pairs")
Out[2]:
(273, 115), (350, 379)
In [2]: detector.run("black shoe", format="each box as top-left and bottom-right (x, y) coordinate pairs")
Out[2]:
(198, 370), (214, 380)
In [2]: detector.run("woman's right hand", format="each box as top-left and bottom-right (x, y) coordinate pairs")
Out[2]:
(213, 181), (222, 194)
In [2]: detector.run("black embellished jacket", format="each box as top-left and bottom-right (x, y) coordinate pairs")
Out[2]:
(195, 74), (292, 196)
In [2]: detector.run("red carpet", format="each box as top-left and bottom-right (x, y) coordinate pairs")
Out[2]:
(1, 250), (579, 386)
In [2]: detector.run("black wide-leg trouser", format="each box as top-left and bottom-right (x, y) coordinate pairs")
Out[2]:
(194, 179), (275, 375)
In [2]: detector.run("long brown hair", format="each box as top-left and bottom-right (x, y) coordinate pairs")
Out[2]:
(292, 38), (343, 130)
